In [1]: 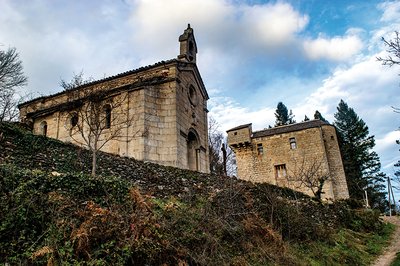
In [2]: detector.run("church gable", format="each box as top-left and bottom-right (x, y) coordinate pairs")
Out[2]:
(18, 26), (210, 173)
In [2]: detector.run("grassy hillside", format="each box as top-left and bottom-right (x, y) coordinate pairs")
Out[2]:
(0, 122), (393, 265)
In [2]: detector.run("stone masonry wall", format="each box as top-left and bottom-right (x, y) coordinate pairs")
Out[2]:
(32, 87), (147, 159)
(143, 78), (178, 166)
(227, 126), (251, 145)
(321, 125), (349, 199)
(24, 61), (210, 173)
(176, 67), (209, 173)
(231, 125), (348, 200)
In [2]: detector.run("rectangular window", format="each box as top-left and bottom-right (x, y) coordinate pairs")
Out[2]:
(289, 137), (296, 149)
(104, 105), (112, 129)
(257, 143), (263, 155)
(275, 164), (287, 178)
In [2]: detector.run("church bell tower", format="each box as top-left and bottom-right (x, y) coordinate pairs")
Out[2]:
(178, 24), (197, 63)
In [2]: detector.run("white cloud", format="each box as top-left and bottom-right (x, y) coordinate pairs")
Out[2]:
(0, 0), (23, 24)
(209, 96), (275, 132)
(377, 131), (400, 171)
(303, 33), (363, 61)
(370, 1), (400, 54)
(379, 1), (400, 22)
(0, 1), (135, 94)
(129, 0), (234, 64)
(128, 0), (309, 61)
(302, 53), (399, 121)
(296, 50), (400, 176)
(376, 131), (400, 154)
(1, 0), (366, 97)
(239, 2), (309, 48)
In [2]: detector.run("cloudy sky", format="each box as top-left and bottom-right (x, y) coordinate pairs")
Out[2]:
(1, 0), (400, 179)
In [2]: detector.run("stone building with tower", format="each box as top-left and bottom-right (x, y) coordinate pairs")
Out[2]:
(227, 120), (349, 200)
(19, 25), (210, 173)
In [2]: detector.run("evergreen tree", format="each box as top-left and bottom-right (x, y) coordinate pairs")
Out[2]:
(274, 102), (295, 126)
(368, 172), (388, 211)
(334, 100), (386, 208)
(314, 110), (328, 122)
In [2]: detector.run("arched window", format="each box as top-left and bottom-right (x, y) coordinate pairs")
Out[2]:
(289, 137), (297, 149)
(104, 105), (111, 129)
(70, 113), (78, 127)
(40, 121), (47, 136)
(187, 129), (200, 171)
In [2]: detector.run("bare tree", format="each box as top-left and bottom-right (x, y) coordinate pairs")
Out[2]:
(208, 116), (236, 176)
(209, 117), (224, 175)
(0, 89), (18, 121)
(60, 70), (94, 91)
(378, 31), (400, 207)
(377, 31), (400, 67)
(287, 156), (331, 200)
(0, 47), (28, 121)
(225, 141), (236, 177)
(378, 32), (400, 114)
(62, 73), (138, 176)
(0, 47), (27, 90)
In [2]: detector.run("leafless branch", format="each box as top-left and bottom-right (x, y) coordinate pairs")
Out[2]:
(287, 155), (331, 200)
(0, 47), (28, 121)
(377, 31), (400, 67)
(208, 116), (236, 176)
(63, 75), (140, 176)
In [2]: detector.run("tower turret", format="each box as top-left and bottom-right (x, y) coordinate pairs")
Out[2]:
(178, 24), (197, 63)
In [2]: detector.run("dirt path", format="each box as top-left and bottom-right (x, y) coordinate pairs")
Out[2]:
(372, 216), (400, 266)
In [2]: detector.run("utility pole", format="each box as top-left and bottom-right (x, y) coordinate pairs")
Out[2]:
(390, 177), (396, 213)
(364, 189), (370, 208)
(388, 176), (396, 216)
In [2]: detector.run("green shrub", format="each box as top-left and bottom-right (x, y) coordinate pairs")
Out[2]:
(0, 122), (390, 265)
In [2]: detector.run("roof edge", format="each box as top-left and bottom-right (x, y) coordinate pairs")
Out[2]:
(252, 119), (331, 138)
(19, 59), (179, 108)
(226, 123), (252, 132)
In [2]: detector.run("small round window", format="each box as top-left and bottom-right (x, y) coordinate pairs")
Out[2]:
(188, 85), (198, 106)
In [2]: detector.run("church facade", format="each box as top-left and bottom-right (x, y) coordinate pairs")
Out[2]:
(227, 120), (349, 200)
(19, 25), (210, 173)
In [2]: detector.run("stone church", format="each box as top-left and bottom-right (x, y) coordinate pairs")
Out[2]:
(227, 120), (349, 200)
(19, 25), (210, 173)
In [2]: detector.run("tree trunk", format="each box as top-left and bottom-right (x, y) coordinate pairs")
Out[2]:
(91, 149), (97, 177)
(221, 143), (227, 176)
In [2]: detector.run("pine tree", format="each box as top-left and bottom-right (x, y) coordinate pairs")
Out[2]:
(274, 102), (295, 126)
(334, 100), (386, 208)
(314, 110), (328, 122)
